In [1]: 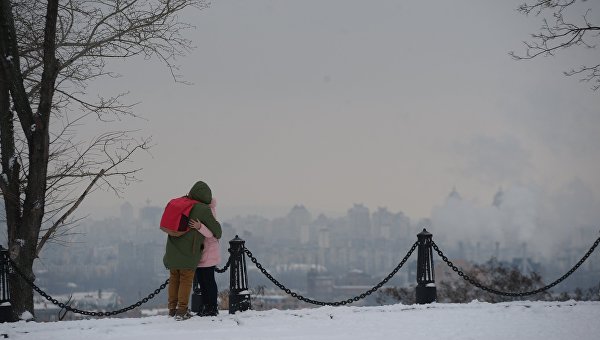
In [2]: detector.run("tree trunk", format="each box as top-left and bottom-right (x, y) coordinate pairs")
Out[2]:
(0, 0), (59, 320)
(8, 252), (35, 321)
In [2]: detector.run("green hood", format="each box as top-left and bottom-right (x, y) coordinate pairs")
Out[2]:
(188, 181), (212, 204)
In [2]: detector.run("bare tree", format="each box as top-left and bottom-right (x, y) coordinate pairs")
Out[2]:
(510, 0), (600, 91)
(377, 259), (550, 305)
(0, 0), (207, 320)
(436, 259), (550, 303)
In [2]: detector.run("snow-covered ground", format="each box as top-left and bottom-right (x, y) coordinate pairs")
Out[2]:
(2, 300), (599, 340)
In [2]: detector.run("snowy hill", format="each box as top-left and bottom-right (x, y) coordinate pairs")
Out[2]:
(2, 301), (599, 340)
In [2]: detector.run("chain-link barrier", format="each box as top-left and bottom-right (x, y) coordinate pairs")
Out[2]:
(215, 256), (231, 273)
(431, 236), (600, 297)
(4, 249), (232, 317)
(244, 241), (419, 306)
(7, 256), (168, 317)
(6, 231), (598, 316)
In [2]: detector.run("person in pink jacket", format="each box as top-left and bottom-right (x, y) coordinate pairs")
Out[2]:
(189, 198), (222, 316)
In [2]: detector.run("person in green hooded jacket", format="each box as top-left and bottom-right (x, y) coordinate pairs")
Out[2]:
(163, 181), (222, 320)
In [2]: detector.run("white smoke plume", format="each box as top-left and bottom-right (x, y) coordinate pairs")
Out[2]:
(430, 181), (600, 261)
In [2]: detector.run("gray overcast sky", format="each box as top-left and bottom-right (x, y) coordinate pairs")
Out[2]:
(83, 0), (600, 221)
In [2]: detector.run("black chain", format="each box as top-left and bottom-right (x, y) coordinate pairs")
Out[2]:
(244, 241), (418, 306)
(7, 256), (169, 317)
(431, 236), (600, 297)
(215, 257), (231, 273)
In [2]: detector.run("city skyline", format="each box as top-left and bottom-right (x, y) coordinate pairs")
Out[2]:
(33, 189), (599, 308)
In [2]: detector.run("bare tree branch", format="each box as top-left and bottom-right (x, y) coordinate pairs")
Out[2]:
(510, 0), (599, 91)
(37, 168), (105, 255)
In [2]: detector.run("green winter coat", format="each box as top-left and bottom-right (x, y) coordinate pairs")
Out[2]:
(163, 181), (222, 270)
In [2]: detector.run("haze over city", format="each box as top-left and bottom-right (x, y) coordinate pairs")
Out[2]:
(73, 1), (600, 251)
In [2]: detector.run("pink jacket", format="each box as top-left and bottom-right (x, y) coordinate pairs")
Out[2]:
(196, 199), (221, 268)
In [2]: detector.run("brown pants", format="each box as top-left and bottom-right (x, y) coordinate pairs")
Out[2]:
(168, 269), (195, 313)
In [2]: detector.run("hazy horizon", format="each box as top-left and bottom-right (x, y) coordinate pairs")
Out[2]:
(72, 1), (599, 234)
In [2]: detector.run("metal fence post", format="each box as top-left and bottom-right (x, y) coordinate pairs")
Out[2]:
(228, 235), (251, 314)
(415, 229), (437, 304)
(0, 246), (12, 322)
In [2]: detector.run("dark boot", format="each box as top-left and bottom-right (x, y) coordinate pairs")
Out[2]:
(196, 304), (206, 316)
(202, 305), (218, 317)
